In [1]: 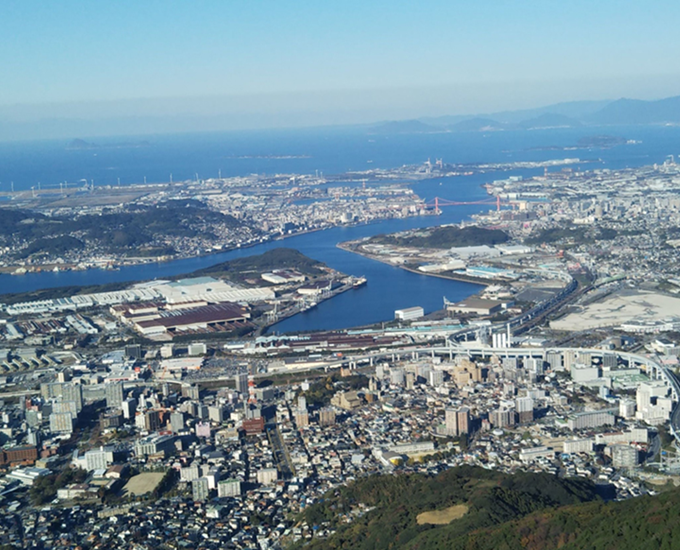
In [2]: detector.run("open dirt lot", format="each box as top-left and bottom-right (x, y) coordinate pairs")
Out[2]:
(123, 472), (165, 496)
(551, 289), (680, 331)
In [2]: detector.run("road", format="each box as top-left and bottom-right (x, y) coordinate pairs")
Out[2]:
(647, 433), (661, 463)
(266, 423), (295, 479)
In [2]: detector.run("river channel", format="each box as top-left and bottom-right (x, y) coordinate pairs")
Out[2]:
(0, 170), (545, 332)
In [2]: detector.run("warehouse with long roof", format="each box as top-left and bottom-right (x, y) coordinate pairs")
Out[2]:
(134, 303), (250, 336)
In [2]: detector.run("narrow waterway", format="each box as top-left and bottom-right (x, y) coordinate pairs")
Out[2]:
(0, 168), (544, 332)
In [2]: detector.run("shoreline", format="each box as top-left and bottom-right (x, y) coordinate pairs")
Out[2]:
(0, 211), (435, 281)
(260, 278), (362, 335)
(336, 241), (506, 288)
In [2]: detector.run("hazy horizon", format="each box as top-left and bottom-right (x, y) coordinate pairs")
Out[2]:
(3, 1), (680, 140)
(3, 82), (680, 143)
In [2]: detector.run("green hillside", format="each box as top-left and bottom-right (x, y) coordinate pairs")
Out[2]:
(291, 466), (680, 550)
(369, 226), (509, 249)
(191, 247), (327, 283)
(442, 489), (680, 550)
(0, 200), (243, 259)
(291, 466), (600, 550)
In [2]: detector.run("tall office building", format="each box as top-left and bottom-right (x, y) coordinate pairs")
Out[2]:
(429, 369), (444, 387)
(122, 398), (138, 420)
(61, 384), (83, 412)
(170, 412), (186, 432)
(515, 397), (535, 424)
(136, 410), (162, 432)
(106, 382), (124, 409)
(49, 412), (75, 434)
(445, 408), (458, 436)
(444, 407), (470, 436)
(390, 368), (405, 387)
(235, 373), (249, 396)
(545, 351), (562, 371)
(490, 408), (516, 428)
(295, 410), (309, 428)
(456, 407), (470, 435)
(619, 399), (636, 419)
(525, 358), (543, 374)
(208, 406), (225, 423)
(318, 408), (336, 426)
(192, 477), (210, 501)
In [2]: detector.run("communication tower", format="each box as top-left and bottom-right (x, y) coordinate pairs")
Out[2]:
(248, 363), (257, 404)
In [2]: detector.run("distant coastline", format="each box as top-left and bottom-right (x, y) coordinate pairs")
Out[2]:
(223, 154), (312, 160)
(66, 138), (151, 150)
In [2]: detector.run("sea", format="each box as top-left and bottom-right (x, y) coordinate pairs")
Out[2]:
(1, 124), (679, 333)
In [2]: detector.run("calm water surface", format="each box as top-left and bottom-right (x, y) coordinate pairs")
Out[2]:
(0, 126), (677, 331)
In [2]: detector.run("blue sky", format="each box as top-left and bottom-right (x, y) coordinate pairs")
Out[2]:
(2, 0), (680, 133)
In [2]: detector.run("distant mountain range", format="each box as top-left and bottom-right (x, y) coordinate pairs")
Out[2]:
(373, 95), (680, 133)
(3, 92), (680, 142)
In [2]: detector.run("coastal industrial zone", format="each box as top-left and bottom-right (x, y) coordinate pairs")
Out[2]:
(5, 156), (680, 549)
(0, 155), (581, 274)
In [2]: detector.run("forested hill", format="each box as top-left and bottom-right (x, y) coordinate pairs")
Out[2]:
(291, 466), (601, 550)
(450, 487), (680, 550)
(291, 466), (680, 550)
(189, 247), (327, 283)
(369, 226), (510, 249)
(0, 200), (245, 260)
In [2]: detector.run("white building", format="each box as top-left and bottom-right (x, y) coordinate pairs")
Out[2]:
(389, 368), (405, 386)
(519, 446), (555, 463)
(429, 369), (444, 387)
(84, 447), (114, 471)
(567, 410), (615, 430)
(563, 438), (594, 454)
(122, 398), (138, 419)
(217, 479), (242, 498)
(571, 364), (600, 385)
(181, 464), (201, 482)
(388, 441), (435, 456)
(619, 399), (636, 419)
(257, 468), (278, 485)
(395, 307), (424, 321)
(6, 467), (51, 486)
(595, 428), (648, 446)
(636, 381), (672, 425)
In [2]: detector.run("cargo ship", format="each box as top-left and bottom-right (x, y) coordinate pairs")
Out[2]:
(352, 276), (367, 288)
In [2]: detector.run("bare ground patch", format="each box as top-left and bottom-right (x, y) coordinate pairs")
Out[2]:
(123, 472), (165, 496)
(416, 504), (470, 525)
